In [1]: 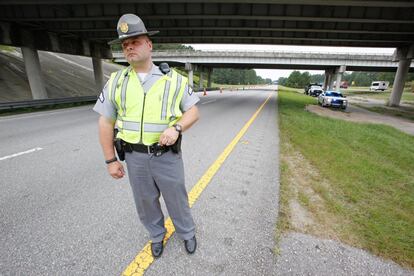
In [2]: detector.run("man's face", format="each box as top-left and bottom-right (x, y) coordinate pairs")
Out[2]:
(121, 35), (152, 66)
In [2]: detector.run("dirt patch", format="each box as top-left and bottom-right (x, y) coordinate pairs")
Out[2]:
(289, 200), (314, 229)
(280, 142), (352, 242)
(306, 104), (414, 135)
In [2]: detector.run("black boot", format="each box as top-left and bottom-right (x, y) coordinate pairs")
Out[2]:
(184, 236), (197, 254)
(151, 240), (164, 258)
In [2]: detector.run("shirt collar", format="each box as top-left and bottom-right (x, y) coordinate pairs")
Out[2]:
(149, 64), (163, 76)
(129, 64), (163, 77)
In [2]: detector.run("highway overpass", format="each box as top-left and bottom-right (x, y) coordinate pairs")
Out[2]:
(113, 50), (414, 92)
(1, 0), (414, 105)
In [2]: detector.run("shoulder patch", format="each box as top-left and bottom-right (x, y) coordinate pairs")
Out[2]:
(98, 92), (105, 103)
(187, 85), (193, 96)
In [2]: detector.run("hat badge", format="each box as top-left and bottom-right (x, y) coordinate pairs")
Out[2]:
(119, 22), (129, 33)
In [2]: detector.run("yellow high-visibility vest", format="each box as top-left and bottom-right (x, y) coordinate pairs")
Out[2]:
(108, 67), (187, 145)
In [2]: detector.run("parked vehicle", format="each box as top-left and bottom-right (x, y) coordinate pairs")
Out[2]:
(308, 85), (323, 97)
(340, 81), (349, 89)
(370, 81), (389, 91)
(318, 91), (348, 109)
(304, 83), (322, 95)
(333, 81), (349, 89)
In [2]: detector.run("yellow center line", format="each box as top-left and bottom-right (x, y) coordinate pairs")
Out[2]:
(122, 93), (273, 276)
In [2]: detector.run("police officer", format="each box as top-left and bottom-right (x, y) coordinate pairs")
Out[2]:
(93, 14), (200, 258)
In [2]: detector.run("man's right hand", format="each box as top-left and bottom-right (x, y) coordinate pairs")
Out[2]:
(107, 161), (125, 179)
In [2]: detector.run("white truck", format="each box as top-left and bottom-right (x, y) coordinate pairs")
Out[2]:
(369, 81), (389, 91)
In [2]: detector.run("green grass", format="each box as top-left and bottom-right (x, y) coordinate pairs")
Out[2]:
(298, 191), (310, 207)
(278, 89), (414, 268)
(278, 85), (303, 93)
(0, 45), (16, 52)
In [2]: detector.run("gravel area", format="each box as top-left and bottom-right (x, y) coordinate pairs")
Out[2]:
(275, 232), (413, 276)
(306, 104), (414, 135)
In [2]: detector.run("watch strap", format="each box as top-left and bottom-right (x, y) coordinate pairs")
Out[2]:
(173, 124), (182, 134)
(105, 157), (118, 164)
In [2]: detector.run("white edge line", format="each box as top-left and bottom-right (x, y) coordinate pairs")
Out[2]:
(0, 147), (43, 161)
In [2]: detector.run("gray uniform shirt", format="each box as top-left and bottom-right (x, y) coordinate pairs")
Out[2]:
(93, 64), (200, 120)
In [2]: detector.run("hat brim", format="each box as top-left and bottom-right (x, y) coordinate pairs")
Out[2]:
(108, 30), (159, 45)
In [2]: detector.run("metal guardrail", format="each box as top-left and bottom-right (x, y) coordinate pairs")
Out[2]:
(0, 96), (97, 111)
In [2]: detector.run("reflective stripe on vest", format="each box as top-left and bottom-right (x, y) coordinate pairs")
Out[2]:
(170, 74), (183, 120)
(111, 67), (186, 145)
(144, 123), (170, 133)
(110, 70), (123, 106)
(161, 71), (173, 120)
(120, 69), (131, 117)
(117, 120), (140, 131)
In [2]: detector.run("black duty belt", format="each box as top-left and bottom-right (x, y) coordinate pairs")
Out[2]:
(124, 142), (170, 156)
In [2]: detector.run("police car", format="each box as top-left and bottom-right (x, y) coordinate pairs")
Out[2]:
(308, 85), (324, 97)
(318, 91), (347, 109)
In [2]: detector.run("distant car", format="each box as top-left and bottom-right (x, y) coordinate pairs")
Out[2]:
(308, 85), (323, 97)
(370, 81), (389, 91)
(318, 91), (348, 109)
(340, 82), (349, 89)
(333, 81), (349, 89)
(304, 83), (322, 95)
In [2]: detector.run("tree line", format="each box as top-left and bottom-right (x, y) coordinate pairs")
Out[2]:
(212, 68), (272, 85)
(278, 70), (414, 88)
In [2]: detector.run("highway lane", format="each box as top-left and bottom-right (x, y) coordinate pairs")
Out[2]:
(0, 89), (279, 275)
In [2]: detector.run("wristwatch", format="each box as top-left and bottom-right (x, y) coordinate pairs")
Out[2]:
(173, 123), (182, 134)
(105, 157), (118, 164)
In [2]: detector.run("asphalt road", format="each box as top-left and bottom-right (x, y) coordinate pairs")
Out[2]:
(0, 89), (280, 275)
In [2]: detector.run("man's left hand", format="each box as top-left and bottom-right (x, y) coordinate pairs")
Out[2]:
(159, 127), (179, 146)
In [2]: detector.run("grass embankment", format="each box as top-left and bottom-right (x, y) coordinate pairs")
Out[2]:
(278, 85), (303, 93)
(277, 89), (414, 268)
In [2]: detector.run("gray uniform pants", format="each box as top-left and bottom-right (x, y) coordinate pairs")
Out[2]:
(125, 150), (195, 243)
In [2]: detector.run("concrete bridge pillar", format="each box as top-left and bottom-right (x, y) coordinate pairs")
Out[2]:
(328, 72), (335, 91)
(335, 65), (346, 92)
(207, 68), (213, 88)
(92, 57), (104, 93)
(185, 62), (194, 89)
(323, 70), (329, 91)
(199, 67), (204, 90)
(21, 47), (48, 99)
(324, 68), (335, 90)
(389, 45), (414, 106)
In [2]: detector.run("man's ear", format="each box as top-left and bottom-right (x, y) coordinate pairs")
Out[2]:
(147, 38), (153, 50)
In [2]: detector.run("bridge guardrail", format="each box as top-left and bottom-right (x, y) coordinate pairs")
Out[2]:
(112, 50), (395, 62)
(112, 50), (394, 57)
(0, 96), (97, 111)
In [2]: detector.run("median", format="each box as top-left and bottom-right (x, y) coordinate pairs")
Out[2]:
(277, 89), (414, 269)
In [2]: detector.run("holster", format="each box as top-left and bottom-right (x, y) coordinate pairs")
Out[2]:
(171, 134), (182, 153)
(113, 128), (125, 161)
(114, 139), (125, 161)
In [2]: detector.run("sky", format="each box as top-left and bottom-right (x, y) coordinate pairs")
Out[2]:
(187, 44), (396, 81)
